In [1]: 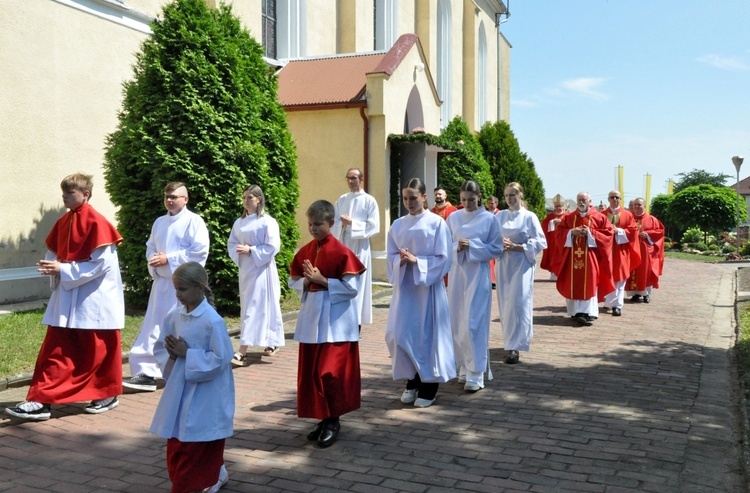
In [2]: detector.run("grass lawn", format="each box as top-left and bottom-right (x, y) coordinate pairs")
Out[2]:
(664, 251), (723, 262)
(0, 285), (386, 380)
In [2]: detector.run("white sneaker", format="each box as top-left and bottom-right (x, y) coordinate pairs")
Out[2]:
(464, 382), (483, 392)
(84, 396), (119, 414)
(203, 464), (228, 492)
(414, 397), (435, 408)
(457, 366), (467, 384)
(400, 389), (417, 404)
(5, 401), (51, 421)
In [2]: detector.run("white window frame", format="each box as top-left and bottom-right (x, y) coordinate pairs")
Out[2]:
(437, 0), (452, 128)
(478, 21), (488, 126)
(277, 0), (306, 59)
(374, 0), (398, 51)
(51, 0), (153, 34)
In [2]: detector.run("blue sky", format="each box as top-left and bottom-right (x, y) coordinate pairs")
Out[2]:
(500, 0), (750, 207)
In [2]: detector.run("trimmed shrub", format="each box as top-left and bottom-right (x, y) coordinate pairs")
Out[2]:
(681, 227), (703, 244)
(693, 242), (708, 252)
(437, 117), (494, 206)
(723, 245), (737, 254)
(103, 0), (299, 313)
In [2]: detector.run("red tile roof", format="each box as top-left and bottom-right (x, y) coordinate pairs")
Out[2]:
(733, 176), (750, 196)
(277, 53), (386, 109)
(277, 34), (430, 110)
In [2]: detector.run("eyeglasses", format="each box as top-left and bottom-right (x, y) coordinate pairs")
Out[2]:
(346, 176), (360, 181)
(164, 195), (186, 201)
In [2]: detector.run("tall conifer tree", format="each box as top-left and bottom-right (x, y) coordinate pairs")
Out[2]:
(103, 0), (299, 313)
(478, 120), (545, 217)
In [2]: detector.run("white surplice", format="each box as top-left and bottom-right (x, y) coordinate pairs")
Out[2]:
(228, 213), (284, 347)
(446, 208), (503, 383)
(42, 244), (124, 330)
(289, 274), (361, 344)
(495, 208), (547, 352)
(150, 298), (235, 442)
(130, 207), (210, 378)
(385, 210), (455, 383)
(331, 190), (380, 325)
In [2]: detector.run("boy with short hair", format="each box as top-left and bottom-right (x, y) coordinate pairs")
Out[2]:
(123, 181), (209, 392)
(289, 200), (365, 448)
(5, 173), (124, 420)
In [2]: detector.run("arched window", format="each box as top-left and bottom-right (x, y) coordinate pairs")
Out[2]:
(437, 0), (452, 128)
(477, 21), (488, 126)
(374, 0), (398, 50)
(277, 0), (306, 59)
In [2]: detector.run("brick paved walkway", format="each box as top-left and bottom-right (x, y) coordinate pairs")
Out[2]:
(0, 258), (746, 492)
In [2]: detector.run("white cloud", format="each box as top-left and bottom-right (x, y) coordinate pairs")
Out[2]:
(697, 54), (749, 71)
(561, 77), (610, 101)
(511, 77), (609, 108)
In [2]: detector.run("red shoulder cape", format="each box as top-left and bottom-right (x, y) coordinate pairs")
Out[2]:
(45, 202), (123, 262)
(291, 234), (366, 292)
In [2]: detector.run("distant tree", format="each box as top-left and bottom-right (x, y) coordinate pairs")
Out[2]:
(673, 169), (731, 193)
(103, 0), (299, 314)
(437, 117), (493, 205)
(477, 120), (546, 217)
(668, 184), (746, 241)
(650, 194), (681, 241)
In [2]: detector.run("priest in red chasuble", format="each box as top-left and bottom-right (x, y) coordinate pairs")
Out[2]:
(541, 194), (567, 280)
(626, 197), (665, 304)
(601, 190), (641, 316)
(555, 192), (614, 326)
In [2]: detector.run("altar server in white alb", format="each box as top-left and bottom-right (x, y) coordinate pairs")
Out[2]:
(227, 184), (284, 365)
(150, 262), (234, 493)
(124, 182), (210, 392)
(495, 182), (547, 365)
(331, 167), (380, 326)
(386, 177), (455, 408)
(446, 180), (503, 392)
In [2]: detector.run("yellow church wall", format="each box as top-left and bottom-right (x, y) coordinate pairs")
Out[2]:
(285, 108), (366, 248)
(0, 1), (148, 270)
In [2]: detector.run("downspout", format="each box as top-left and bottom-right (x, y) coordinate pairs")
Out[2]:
(496, 2), (510, 121)
(359, 106), (370, 189)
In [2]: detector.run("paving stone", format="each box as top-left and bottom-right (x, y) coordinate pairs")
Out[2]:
(0, 258), (748, 491)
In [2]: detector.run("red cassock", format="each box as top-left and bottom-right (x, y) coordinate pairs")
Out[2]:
(627, 213), (665, 291)
(27, 203), (123, 404)
(602, 207), (641, 283)
(540, 211), (565, 274)
(554, 208), (614, 301)
(291, 234), (365, 420)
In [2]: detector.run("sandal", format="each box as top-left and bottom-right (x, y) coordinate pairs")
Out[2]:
(263, 346), (279, 356)
(231, 352), (246, 366)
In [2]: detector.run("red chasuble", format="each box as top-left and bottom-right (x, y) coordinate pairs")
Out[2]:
(45, 202), (122, 261)
(430, 203), (458, 220)
(290, 234), (366, 288)
(627, 213), (665, 291)
(540, 211), (564, 274)
(603, 207), (642, 283)
(555, 208), (614, 301)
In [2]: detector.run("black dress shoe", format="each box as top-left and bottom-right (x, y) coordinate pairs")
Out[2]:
(572, 313), (586, 324)
(306, 421), (324, 441)
(630, 295), (641, 302)
(643, 295), (650, 303)
(612, 308), (621, 316)
(318, 420), (340, 448)
(505, 350), (519, 364)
